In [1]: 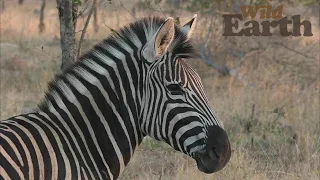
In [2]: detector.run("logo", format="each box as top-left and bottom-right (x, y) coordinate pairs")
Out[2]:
(222, 3), (313, 36)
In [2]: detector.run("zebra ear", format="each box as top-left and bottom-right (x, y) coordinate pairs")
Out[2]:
(180, 14), (197, 39)
(154, 17), (175, 57)
(143, 17), (175, 60)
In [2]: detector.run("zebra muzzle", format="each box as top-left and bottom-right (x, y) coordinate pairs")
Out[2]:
(194, 126), (231, 173)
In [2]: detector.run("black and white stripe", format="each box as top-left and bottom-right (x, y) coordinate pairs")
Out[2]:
(1, 15), (231, 180)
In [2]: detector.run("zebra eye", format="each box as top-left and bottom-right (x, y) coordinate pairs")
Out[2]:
(166, 83), (183, 95)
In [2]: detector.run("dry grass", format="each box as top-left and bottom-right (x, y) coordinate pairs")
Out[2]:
(1, 1), (319, 179)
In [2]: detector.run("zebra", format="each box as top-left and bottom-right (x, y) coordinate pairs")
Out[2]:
(0, 15), (231, 180)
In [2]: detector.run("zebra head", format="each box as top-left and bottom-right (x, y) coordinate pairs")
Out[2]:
(140, 15), (231, 173)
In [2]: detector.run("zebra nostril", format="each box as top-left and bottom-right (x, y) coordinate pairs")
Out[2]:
(208, 147), (220, 159)
(213, 147), (220, 158)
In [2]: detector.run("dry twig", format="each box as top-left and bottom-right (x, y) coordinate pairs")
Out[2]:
(199, 11), (230, 76)
(77, 0), (96, 58)
(272, 42), (317, 60)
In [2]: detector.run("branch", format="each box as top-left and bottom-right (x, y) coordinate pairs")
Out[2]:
(198, 10), (261, 88)
(101, 8), (117, 33)
(200, 12), (215, 50)
(77, 0), (91, 18)
(199, 11), (230, 76)
(228, 48), (261, 70)
(139, 0), (165, 13)
(118, 0), (136, 19)
(199, 52), (230, 76)
(77, 0), (96, 58)
(272, 42), (317, 60)
(93, 0), (98, 32)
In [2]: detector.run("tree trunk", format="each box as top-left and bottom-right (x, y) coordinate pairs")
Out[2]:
(39, 0), (46, 33)
(56, 0), (78, 70)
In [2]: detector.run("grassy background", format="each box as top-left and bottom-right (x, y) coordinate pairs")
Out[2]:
(0, 0), (319, 179)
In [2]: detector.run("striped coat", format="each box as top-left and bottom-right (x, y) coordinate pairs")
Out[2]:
(0, 15), (231, 180)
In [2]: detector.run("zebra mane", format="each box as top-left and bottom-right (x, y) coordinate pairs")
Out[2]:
(70, 16), (197, 64)
(37, 16), (197, 111)
(103, 16), (197, 59)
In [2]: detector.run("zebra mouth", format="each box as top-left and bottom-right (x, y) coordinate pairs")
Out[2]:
(194, 148), (222, 174)
(194, 137), (231, 173)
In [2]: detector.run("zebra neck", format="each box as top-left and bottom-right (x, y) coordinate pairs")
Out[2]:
(36, 51), (145, 179)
